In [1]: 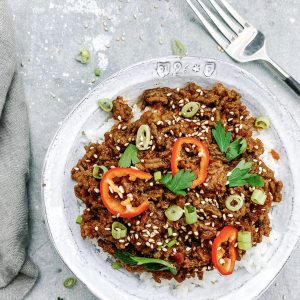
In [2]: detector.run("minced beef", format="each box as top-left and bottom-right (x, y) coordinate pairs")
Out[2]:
(71, 83), (282, 283)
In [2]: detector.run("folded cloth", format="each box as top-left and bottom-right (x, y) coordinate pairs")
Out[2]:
(0, 1), (38, 299)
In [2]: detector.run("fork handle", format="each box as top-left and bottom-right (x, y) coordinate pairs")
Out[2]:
(265, 58), (300, 96)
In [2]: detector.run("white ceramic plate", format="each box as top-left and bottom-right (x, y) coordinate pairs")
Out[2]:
(42, 56), (300, 300)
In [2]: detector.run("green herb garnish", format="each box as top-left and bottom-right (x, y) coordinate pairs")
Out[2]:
(160, 169), (195, 196)
(63, 276), (77, 289)
(212, 120), (231, 153)
(115, 251), (177, 275)
(227, 160), (264, 187)
(112, 261), (122, 270)
(75, 215), (82, 224)
(171, 39), (187, 56)
(213, 121), (247, 161)
(75, 48), (90, 64)
(94, 67), (101, 76)
(226, 138), (247, 161)
(119, 144), (140, 168)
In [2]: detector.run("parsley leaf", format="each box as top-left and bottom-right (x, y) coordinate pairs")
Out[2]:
(160, 169), (195, 195)
(118, 144), (140, 168)
(226, 138), (247, 161)
(115, 251), (177, 275)
(212, 120), (231, 153)
(228, 160), (264, 187)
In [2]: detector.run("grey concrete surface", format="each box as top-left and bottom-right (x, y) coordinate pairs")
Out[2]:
(7, 0), (300, 299)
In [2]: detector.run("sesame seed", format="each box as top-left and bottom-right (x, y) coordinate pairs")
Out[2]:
(116, 146), (121, 151)
(94, 226), (99, 231)
(136, 221), (140, 225)
(228, 214), (233, 218)
(94, 188), (100, 193)
(186, 247), (191, 251)
(149, 238), (155, 243)
(135, 234), (139, 239)
(162, 247), (168, 252)
(145, 224), (152, 228)
(167, 93), (172, 96)
(117, 115), (122, 121)
(136, 242), (141, 246)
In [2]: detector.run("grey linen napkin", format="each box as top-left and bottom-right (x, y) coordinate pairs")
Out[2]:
(0, 1), (38, 299)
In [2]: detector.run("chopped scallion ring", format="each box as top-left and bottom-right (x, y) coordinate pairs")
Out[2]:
(136, 124), (151, 150)
(225, 195), (244, 212)
(165, 205), (183, 221)
(75, 48), (90, 64)
(63, 277), (77, 289)
(98, 98), (113, 112)
(75, 215), (82, 224)
(92, 164), (108, 179)
(251, 189), (266, 205)
(255, 116), (270, 129)
(112, 222), (127, 239)
(111, 261), (122, 270)
(154, 171), (162, 181)
(94, 67), (101, 76)
(167, 227), (173, 237)
(237, 231), (252, 250)
(167, 239), (177, 248)
(181, 102), (200, 118)
(184, 205), (197, 224)
(171, 39), (187, 56)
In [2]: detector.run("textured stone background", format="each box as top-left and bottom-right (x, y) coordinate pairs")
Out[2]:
(8, 0), (300, 299)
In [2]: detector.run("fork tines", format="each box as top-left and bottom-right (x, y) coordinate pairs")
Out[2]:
(185, 0), (249, 49)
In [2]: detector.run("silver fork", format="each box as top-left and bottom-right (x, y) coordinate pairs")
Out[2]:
(186, 0), (300, 96)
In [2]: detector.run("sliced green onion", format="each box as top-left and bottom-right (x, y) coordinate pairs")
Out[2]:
(238, 242), (252, 250)
(167, 239), (177, 248)
(136, 124), (151, 150)
(240, 138), (247, 154)
(92, 164), (108, 179)
(225, 195), (244, 212)
(112, 261), (122, 270)
(171, 39), (187, 56)
(237, 231), (252, 250)
(154, 171), (162, 181)
(184, 205), (197, 224)
(255, 116), (270, 129)
(251, 189), (266, 205)
(112, 222), (127, 239)
(75, 48), (90, 64)
(75, 215), (82, 224)
(94, 67), (101, 76)
(63, 277), (77, 289)
(165, 205), (183, 221)
(181, 102), (200, 118)
(98, 98), (113, 112)
(167, 227), (173, 236)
